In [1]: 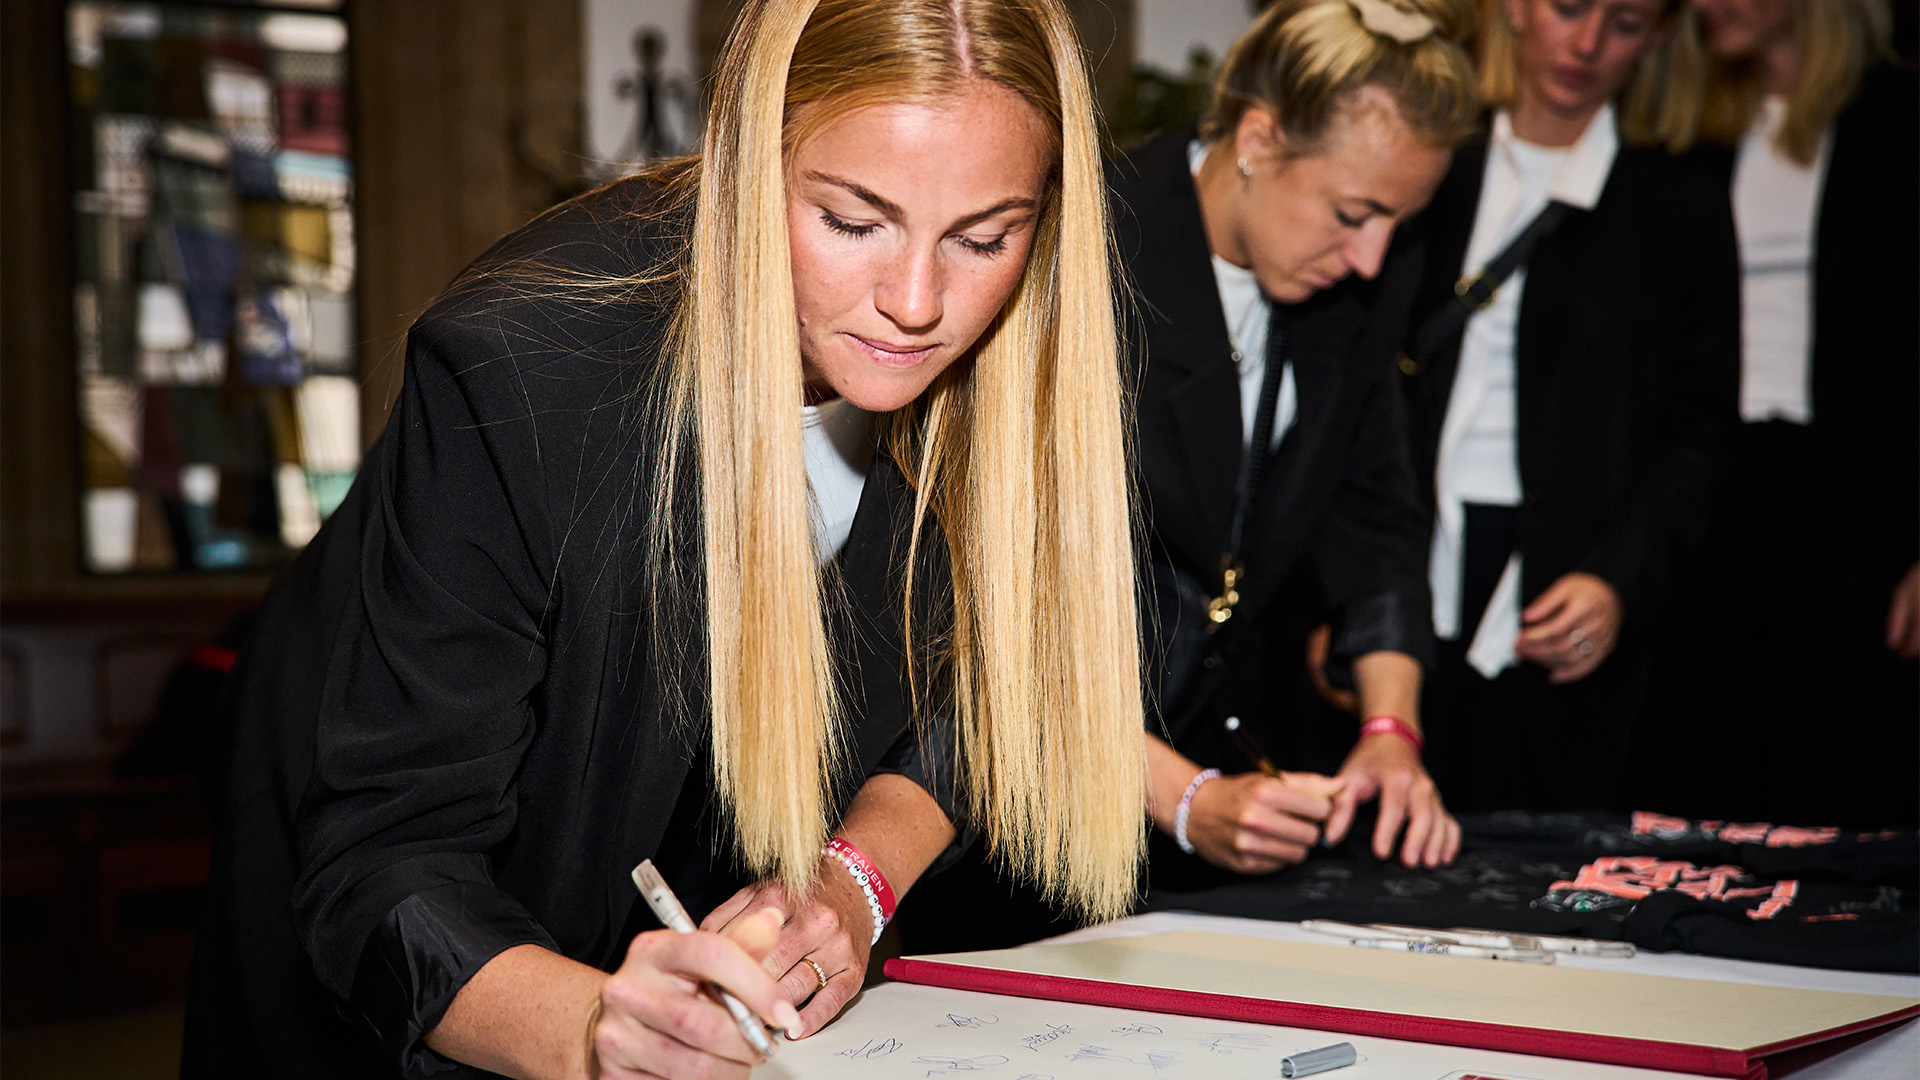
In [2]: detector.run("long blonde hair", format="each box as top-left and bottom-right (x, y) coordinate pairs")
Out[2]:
(1478, 0), (1706, 152)
(1200, 0), (1482, 153)
(1697, 0), (1892, 164)
(658, 0), (1143, 920)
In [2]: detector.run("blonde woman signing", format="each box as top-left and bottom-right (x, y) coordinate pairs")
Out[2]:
(1642, 0), (1914, 825)
(181, 1), (1143, 1077)
(1398, 0), (1739, 813)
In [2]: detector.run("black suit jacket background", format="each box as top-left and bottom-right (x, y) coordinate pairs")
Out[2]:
(1634, 66), (1919, 827)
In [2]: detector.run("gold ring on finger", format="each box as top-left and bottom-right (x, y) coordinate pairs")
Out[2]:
(800, 956), (828, 995)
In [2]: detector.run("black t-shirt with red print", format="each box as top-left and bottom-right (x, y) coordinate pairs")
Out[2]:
(1146, 810), (1918, 972)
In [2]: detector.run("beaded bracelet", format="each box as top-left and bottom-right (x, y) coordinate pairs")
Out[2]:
(1360, 715), (1424, 756)
(824, 837), (893, 946)
(1173, 768), (1222, 855)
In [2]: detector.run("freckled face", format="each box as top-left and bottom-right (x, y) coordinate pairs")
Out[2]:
(786, 82), (1053, 412)
(1507, 0), (1671, 118)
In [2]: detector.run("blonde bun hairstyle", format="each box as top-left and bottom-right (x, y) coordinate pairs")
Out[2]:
(1200, 0), (1481, 154)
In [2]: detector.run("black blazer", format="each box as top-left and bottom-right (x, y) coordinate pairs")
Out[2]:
(183, 178), (959, 1078)
(1113, 127), (1434, 710)
(1399, 131), (1741, 630)
(1700, 64), (1919, 614)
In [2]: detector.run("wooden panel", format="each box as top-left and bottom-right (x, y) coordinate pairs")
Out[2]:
(350, 0), (586, 445)
(1, 0), (81, 596)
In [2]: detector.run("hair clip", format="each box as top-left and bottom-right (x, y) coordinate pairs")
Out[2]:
(1344, 0), (1437, 45)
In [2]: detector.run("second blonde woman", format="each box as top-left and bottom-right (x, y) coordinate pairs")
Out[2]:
(901, 0), (1481, 955)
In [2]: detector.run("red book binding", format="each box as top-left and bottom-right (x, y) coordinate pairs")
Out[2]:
(884, 932), (1919, 1079)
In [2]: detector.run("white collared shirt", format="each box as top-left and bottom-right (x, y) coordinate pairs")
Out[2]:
(1734, 96), (1829, 425)
(1190, 140), (1298, 452)
(801, 397), (877, 565)
(1430, 106), (1619, 677)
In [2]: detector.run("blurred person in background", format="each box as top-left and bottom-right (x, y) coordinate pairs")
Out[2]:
(1636, 0), (1916, 826)
(1397, 0), (1740, 813)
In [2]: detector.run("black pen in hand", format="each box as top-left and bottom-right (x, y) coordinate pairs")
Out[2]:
(1223, 715), (1332, 848)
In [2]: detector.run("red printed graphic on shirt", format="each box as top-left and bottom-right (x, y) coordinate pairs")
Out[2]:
(1627, 811), (1840, 848)
(1543, 857), (1798, 919)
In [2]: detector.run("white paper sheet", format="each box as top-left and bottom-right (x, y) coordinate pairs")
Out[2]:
(758, 981), (1705, 1080)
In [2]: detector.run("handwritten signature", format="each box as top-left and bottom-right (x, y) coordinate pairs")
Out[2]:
(1144, 1050), (1183, 1077)
(1066, 1045), (1135, 1063)
(936, 1013), (1001, 1029)
(1198, 1032), (1272, 1055)
(913, 1054), (1011, 1076)
(1021, 1022), (1072, 1052)
(1111, 1022), (1164, 1037)
(833, 1037), (903, 1060)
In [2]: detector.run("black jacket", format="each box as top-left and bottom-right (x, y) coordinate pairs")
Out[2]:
(183, 177), (961, 1078)
(1397, 123), (1740, 810)
(1114, 127), (1433, 737)
(1702, 64), (1919, 616)
(1400, 131), (1741, 633)
(1631, 66), (1919, 826)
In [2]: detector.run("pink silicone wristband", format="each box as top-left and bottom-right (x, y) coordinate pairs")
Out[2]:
(1360, 715), (1424, 755)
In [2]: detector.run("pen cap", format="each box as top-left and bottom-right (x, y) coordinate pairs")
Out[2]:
(1281, 1041), (1357, 1078)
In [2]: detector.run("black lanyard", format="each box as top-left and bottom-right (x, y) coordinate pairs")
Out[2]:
(1208, 303), (1289, 627)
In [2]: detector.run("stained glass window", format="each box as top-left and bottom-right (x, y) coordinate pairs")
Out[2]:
(67, 1), (357, 574)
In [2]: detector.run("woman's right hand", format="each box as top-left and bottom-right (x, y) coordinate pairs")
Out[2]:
(1182, 770), (1345, 875)
(591, 907), (802, 1079)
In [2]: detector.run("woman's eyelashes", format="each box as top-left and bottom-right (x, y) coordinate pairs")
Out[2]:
(817, 208), (1011, 257)
(1334, 207), (1368, 229)
(956, 233), (1009, 256)
(819, 208), (880, 238)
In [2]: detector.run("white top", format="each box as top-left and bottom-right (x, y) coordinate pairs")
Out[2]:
(1449, 133), (1572, 507)
(1430, 107), (1619, 677)
(1191, 140), (1298, 452)
(1734, 96), (1829, 425)
(801, 397), (876, 565)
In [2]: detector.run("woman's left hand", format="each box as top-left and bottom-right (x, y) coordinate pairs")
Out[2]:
(1516, 572), (1622, 683)
(1325, 734), (1459, 868)
(701, 860), (874, 1040)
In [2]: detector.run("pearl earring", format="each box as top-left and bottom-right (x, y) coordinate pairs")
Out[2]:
(1237, 156), (1253, 189)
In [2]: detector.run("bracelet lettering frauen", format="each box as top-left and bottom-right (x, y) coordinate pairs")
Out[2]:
(824, 837), (894, 947)
(1173, 768), (1222, 855)
(1359, 715), (1424, 756)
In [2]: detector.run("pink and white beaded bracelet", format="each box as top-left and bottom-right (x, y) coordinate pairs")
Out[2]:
(1173, 767), (1221, 855)
(824, 837), (894, 946)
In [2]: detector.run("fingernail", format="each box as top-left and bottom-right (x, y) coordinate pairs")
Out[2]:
(776, 1000), (802, 1035)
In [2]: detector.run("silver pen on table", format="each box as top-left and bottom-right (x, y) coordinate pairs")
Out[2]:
(1346, 936), (1553, 963)
(1305, 919), (1634, 958)
(630, 859), (779, 1058)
